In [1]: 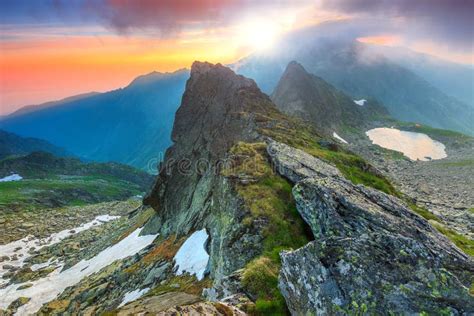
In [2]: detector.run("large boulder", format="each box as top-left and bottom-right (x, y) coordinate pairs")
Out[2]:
(268, 141), (474, 315)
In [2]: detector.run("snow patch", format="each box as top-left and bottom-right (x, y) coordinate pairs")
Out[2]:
(0, 174), (22, 182)
(333, 132), (348, 144)
(118, 287), (150, 308)
(366, 127), (447, 161)
(0, 215), (120, 285)
(354, 99), (367, 106)
(0, 227), (158, 315)
(173, 229), (209, 281)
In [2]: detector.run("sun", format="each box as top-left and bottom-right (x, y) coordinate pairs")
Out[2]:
(238, 18), (281, 53)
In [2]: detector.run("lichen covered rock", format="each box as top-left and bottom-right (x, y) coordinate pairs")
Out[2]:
(269, 141), (474, 315)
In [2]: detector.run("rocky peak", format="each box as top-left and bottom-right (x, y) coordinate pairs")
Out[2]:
(189, 61), (254, 86)
(284, 60), (307, 75)
(143, 61), (278, 279)
(271, 61), (363, 133)
(169, 61), (276, 161)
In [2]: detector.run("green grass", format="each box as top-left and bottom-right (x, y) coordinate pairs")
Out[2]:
(224, 142), (310, 315)
(241, 257), (288, 315)
(0, 176), (142, 210)
(390, 120), (471, 142)
(406, 201), (441, 223)
(437, 159), (474, 167)
(431, 222), (474, 257)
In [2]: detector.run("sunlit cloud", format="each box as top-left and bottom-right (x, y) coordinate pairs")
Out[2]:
(357, 35), (402, 47)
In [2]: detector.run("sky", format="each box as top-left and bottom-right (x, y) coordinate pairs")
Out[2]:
(0, 0), (473, 115)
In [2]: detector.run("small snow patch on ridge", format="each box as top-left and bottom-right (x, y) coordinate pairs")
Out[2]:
(354, 99), (366, 106)
(118, 288), (150, 307)
(0, 174), (22, 182)
(333, 132), (348, 144)
(174, 229), (209, 281)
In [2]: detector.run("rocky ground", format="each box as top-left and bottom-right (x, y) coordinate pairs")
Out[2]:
(0, 198), (142, 244)
(349, 135), (474, 240)
(0, 196), (247, 315)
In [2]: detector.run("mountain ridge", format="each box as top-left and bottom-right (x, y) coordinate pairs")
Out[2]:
(233, 37), (473, 135)
(0, 129), (70, 160)
(271, 61), (385, 135)
(140, 61), (473, 314)
(0, 69), (189, 171)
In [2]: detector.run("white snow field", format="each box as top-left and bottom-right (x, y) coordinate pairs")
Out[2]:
(0, 174), (23, 182)
(173, 229), (209, 281)
(353, 99), (367, 106)
(118, 287), (151, 307)
(0, 227), (158, 315)
(0, 215), (120, 285)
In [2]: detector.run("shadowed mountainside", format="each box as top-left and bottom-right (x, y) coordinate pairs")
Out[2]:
(0, 70), (189, 172)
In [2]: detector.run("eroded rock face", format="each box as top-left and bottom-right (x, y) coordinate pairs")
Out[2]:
(143, 62), (278, 281)
(268, 141), (474, 315)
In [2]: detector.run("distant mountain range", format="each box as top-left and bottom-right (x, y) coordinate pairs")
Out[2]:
(233, 36), (473, 136)
(0, 129), (70, 160)
(368, 44), (474, 107)
(7, 92), (100, 118)
(0, 69), (189, 172)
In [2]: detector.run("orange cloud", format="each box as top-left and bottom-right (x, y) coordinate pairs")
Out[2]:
(357, 35), (401, 46)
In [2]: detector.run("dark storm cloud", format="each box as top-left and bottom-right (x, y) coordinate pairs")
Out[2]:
(83, 0), (292, 36)
(86, 0), (239, 35)
(321, 0), (474, 51)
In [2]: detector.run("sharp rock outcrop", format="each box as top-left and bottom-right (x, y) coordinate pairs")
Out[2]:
(143, 61), (280, 281)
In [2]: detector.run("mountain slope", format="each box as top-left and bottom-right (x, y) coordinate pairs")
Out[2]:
(368, 44), (474, 107)
(0, 70), (189, 171)
(0, 129), (70, 160)
(0, 151), (153, 210)
(6, 92), (100, 118)
(234, 37), (473, 135)
(271, 61), (388, 135)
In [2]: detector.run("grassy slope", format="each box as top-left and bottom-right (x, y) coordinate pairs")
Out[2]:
(223, 142), (310, 315)
(0, 176), (143, 211)
(0, 152), (153, 211)
(387, 120), (472, 145)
